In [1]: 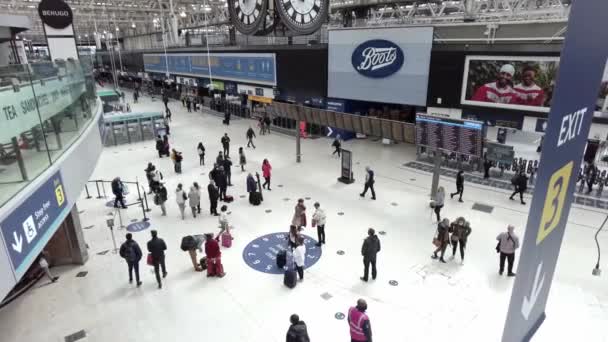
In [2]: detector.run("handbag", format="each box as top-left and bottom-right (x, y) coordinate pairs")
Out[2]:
(432, 237), (441, 247)
(146, 253), (153, 265)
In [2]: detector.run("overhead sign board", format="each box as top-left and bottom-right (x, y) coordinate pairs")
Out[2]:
(415, 114), (484, 157)
(0, 171), (70, 278)
(351, 39), (404, 78)
(38, 0), (74, 29)
(502, 0), (608, 340)
(486, 142), (515, 164)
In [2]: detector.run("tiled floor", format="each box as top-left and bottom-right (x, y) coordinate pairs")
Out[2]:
(0, 89), (607, 342)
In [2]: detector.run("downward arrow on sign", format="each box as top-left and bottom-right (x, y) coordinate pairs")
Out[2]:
(11, 232), (23, 253)
(521, 262), (546, 320)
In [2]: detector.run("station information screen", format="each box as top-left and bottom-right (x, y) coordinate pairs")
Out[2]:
(415, 114), (484, 157)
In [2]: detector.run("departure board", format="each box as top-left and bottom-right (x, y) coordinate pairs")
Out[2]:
(415, 114), (484, 157)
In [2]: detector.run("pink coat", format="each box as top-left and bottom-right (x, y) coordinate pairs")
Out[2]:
(262, 163), (272, 178)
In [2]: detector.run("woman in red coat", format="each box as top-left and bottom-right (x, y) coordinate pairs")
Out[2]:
(262, 159), (272, 190)
(205, 233), (225, 277)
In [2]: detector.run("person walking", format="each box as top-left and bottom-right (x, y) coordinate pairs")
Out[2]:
(433, 186), (445, 222)
(216, 151), (224, 166)
(497, 225), (520, 276)
(293, 236), (306, 281)
(332, 134), (342, 158)
(509, 171), (528, 205)
(312, 202), (327, 246)
(171, 149), (183, 174)
(188, 183), (201, 218)
(360, 228), (381, 282)
(162, 95), (169, 110)
(155, 135), (164, 158)
(155, 182), (168, 216)
(450, 170), (464, 202)
(186, 97), (192, 112)
(288, 225), (300, 249)
(204, 233), (226, 277)
(432, 218), (450, 263)
(217, 205), (232, 238)
(176, 183), (187, 220)
(348, 299), (372, 342)
(264, 115), (271, 134)
(246, 126), (256, 149)
(37, 252), (59, 283)
(292, 199), (307, 229)
(144, 163), (156, 194)
(286, 314), (310, 342)
(449, 217), (472, 265)
(111, 177), (128, 209)
(165, 107), (172, 122)
(483, 158), (492, 179)
(239, 147), (246, 171)
(197, 142), (206, 166)
(247, 173), (257, 203)
(262, 159), (272, 190)
(223, 157), (233, 186)
(162, 135), (170, 156)
(207, 180), (220, 216)
(586, 164), (598, 194)
(221, 133), (231, 157)
(147, 230), (168, 289)
(119, 233), (143, 287)
(359, 166), (376, 200)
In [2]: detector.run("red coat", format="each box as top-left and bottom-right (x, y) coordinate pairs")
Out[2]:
(205, 239), (221, 258)
(262, 163), (272, 178)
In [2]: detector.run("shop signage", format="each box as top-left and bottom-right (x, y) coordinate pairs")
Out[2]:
(38, 0), (73, 29)
(502, 0), (608, 340)
(351, 39), (404, 78)
(0, 171), (70, 278)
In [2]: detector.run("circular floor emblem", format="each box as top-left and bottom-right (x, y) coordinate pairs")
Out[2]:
(389, 280), (399, 286)
(265, 209), (272, 213)
(378, 231), (386, 235)
(337, 212), (344, 216)
(242, 232), (322, 274)
(126, 221), (151, 232)
(337, 250), (345, 255)
(335, 312), (345, 320)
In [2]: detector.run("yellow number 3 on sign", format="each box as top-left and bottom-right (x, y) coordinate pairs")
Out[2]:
(537, 161), (573, 245)
(55, 184), (65, 207)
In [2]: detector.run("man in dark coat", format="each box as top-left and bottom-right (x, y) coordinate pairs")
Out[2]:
(223, 157), (233, 186)
(509, 172), (528, 205)
(147, 230), (167, 289)
(221, 133), (231, 157)
(207, 180), (220, 216)
(450, 170), (465, 202)
(215, 166), (228, 201)
(246, 126), (256, 149)
(286, 314), (310, 342)
(360, 228), (381, 282)
(111, 177), (127, 209)
(119, 233), (143, 287)
(246, 173), (257, 204)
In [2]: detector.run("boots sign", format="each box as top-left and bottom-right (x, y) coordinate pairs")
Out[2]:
(38, 0), (73, 29)
(351, 39), (404, 78)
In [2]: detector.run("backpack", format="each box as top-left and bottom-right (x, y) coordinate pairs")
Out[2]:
(121, 242), (136, 261)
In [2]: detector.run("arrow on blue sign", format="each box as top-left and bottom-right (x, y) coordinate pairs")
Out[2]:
(11, 232), (23, 253)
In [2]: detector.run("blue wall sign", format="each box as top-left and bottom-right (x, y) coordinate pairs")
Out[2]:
(502, 0), (608, 341)
(144, 53), (277, 86)
(351, 39), (404, 78)
(242, 232), (322, 274)
(126, 221), (150, 232)
(0, 171), (70, 277)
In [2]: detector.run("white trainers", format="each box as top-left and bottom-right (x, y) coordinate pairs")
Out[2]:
(460, 260), (465, 266)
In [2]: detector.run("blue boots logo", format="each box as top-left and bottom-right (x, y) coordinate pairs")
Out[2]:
(351, 39), (404, 78)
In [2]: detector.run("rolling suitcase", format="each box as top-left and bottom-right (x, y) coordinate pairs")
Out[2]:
(221, 231), (232, 248)
(284, 269), (297, 289)
(225, 195), (234, 203)
(251, 192), (261, 206)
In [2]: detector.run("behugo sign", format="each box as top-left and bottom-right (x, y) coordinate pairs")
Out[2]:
(38, 0), (73, 29)
(351, 39), (404, 78)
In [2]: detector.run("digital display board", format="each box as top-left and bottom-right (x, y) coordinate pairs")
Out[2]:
(415, 114), (484, 157)
(485, 142), (515, 164)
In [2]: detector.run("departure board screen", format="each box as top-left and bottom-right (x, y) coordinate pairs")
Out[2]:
(415, 114), (484, 157)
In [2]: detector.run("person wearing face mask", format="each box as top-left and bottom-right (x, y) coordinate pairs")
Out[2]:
(348, 299), (372, 342)
(471, 64), (518, 104)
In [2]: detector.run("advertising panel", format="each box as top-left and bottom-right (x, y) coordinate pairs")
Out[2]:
(143, 53), (276, 86)
(461, 55), (608, 116)
(328, 27), (433, 106)
(0, 171), (70, 278)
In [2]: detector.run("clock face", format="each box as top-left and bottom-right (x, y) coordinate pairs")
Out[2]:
(275, 0), (327, 35)
(228, 0), (267, 35)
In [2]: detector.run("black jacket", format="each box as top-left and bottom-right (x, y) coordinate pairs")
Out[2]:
(223, 159), (233, 174)
(456, 173), (464, 188)
(111, 179), (123, 196)
(247, 128), (256, 139)
(155, 139), (163, 151)
(119, 240), (142, 262)
(158, 186), (168, 202)
(221, 136), (230, 147)
(208, 184), (219, 201)
(361, 235), (381, 259)
(517, 174), (528, 191)
(215, 170), (227, 189)
(286, 321), (310, 342)
(147, 237), (167, 260)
